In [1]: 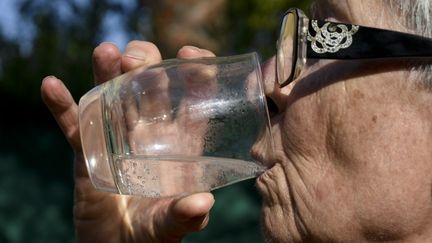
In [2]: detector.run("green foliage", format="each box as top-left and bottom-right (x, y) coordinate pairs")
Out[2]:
(0, 1), (143, 241)
(0, 0), (144, 102)
(0, 118), (74, 242)
(226, 0), (313, 58)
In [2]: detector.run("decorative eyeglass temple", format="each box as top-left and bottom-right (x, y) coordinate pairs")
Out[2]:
(306, 19), (432, 59)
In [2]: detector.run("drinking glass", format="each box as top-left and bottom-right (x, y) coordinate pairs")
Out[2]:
(78, 52), (273, 197)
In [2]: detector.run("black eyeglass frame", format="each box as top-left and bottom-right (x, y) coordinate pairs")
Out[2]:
(276, 8), (432, 87)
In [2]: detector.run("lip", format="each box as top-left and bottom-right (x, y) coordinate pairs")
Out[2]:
(250, 141), (282, 182)
(254, 163), (276, 197)
(256, 165), (274, 182)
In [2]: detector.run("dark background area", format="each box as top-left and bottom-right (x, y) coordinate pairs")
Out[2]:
(0, 0), (311, 242)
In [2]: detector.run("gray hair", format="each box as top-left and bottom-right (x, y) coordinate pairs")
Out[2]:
(388, 0), (432, 88)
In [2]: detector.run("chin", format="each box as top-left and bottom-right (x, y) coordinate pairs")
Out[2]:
(260, 208), (302, 243)
(256, 166), (305, 243)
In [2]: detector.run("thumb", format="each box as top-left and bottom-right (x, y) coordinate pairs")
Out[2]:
(154, 193), (215, 242)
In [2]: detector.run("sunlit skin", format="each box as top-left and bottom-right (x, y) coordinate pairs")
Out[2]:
(41, 42), (216, 243)
(42, 0), (432, 242)
(256, 0), (432, 242)
(119, 53), (218, 196)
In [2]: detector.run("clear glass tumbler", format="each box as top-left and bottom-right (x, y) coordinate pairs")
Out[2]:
(78, 52), (273, 197)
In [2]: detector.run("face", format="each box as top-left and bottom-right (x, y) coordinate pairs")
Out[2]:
(256, 1), (432, 242)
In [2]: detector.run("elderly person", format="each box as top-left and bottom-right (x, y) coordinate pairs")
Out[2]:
(41, 0), (432, 242)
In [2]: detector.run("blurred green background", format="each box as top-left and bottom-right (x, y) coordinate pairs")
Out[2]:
(0, 0), (311, 242)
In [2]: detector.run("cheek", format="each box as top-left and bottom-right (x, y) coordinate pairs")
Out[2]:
(265, 70), (432, 241)
(278, 83), (432, 240)
(281, 93), (328, 159)
(328, 96), (432, 239)
(271, 95), (363, 241)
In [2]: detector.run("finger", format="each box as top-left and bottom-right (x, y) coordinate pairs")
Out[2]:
(155, 47), (219, 193)
(153, 193), (215, 241)
(126, 68), (173, 154)
(135, 67), (172, 120)
(121, 42), (170, 121)
(122, 40), (163, 72)
(120, 41), (170, 153)
(170, 192), (214, 228)
(41, 76), (81, 152)
(176, 46), (217, 101)
(122, 40), (167, 118)
(92, 42), (122, 85)
(176, 46), (215, 60)
(175, 46), (217, 153)
(176, 46), (217, 102)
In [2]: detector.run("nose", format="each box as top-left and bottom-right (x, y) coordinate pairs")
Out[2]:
(260, 56), (291, 116)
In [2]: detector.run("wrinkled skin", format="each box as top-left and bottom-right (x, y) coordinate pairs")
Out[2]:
(41, 42), (216, 243)
(42, 0), (432, 242)
(256, 0), (432, 242)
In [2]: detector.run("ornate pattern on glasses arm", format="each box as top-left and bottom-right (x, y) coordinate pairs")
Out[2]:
(307, 20), (359, 54)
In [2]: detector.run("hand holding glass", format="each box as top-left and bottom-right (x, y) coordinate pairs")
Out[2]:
(79, 53), (273, 197)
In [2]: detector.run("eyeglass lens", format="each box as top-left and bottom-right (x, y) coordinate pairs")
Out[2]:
(277, 11), (297, 86)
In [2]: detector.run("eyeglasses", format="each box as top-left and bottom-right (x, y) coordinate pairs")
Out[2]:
(277, 8), (432, 87)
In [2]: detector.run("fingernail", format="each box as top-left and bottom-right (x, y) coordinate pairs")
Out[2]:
(198, 214), (210, 229)
(98, 41), (117, 47)
(124, 48), (147, 61)
(182, 46), (202, 53)
(42, 75), (57, 82)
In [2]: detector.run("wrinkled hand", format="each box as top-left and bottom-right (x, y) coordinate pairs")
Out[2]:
(41, 41), (215, 243)
(117, 48), (219, 196)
